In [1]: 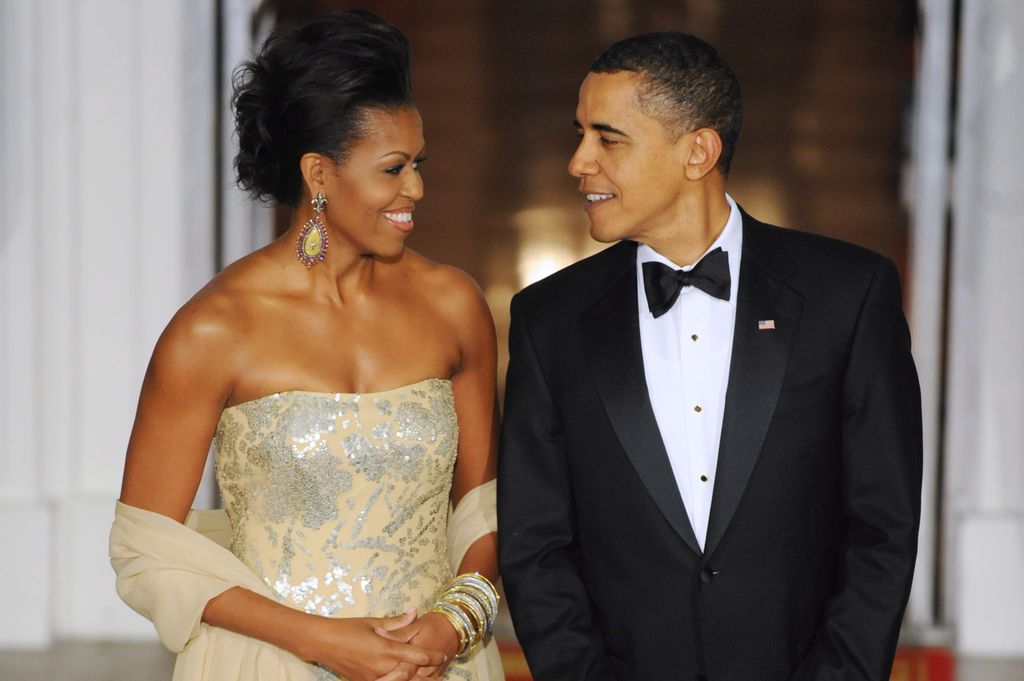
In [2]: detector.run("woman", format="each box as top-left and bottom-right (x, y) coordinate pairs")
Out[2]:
(109, 11), (502, 681)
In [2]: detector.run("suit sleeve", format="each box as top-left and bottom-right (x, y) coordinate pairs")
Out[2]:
(791, 257), (923, 681)
(498, 294), (620, 681)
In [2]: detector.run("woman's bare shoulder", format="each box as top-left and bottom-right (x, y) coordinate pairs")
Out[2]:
(155, 250), (280, 366)
(402, 251), (495, 346)
(404, 251), (489, 318)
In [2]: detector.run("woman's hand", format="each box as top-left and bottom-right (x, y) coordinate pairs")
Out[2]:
(374, 611), (460, 679)
(304, 610), (447, 681)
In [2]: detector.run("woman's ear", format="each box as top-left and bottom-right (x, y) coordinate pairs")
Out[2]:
(299, 152), (327, 202)
(683, 128), (723, 181)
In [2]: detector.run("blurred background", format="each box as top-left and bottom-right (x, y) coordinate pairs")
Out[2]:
(1, 0), (1021, 680)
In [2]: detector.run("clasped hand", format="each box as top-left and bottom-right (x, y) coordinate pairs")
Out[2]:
(372, 610), (461, 679)
(310, 610), (455, 681)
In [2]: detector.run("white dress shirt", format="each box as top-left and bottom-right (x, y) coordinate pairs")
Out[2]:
(635, 194), (743, 550)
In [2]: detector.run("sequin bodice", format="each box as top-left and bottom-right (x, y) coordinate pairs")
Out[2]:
(214, 378), (458, 619)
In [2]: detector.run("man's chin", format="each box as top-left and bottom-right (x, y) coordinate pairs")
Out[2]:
(588, 222), (626, 244)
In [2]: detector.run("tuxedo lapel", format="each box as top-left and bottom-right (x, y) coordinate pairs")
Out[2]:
(580, 245), (702, 556)
(704, 216), (803, 558)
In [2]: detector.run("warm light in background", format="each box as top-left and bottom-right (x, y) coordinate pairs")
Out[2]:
(730, 178), (791, 228)
(513, 206), (579, 288)
(512, 205), (601, 288)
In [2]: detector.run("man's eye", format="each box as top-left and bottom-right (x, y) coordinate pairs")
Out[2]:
(600, 137), (618, 146)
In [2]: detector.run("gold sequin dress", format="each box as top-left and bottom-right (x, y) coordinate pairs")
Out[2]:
(214, 378), (489, 680)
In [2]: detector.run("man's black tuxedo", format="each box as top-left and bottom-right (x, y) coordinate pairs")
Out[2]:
(497, 211), (922, 681)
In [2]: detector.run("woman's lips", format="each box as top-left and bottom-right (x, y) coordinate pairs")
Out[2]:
(383, 210), (414, 232)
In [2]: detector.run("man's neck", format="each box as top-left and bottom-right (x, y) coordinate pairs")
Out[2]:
(643, 190), (731, 267)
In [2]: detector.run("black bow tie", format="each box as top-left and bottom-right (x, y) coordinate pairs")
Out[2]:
(642, 247), (731, 318)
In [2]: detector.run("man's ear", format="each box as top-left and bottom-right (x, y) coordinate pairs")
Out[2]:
(683, 128), (723, 181)
(299, 152), (327, 202)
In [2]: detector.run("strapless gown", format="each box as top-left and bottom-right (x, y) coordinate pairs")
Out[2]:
(214, 377), (495, 680)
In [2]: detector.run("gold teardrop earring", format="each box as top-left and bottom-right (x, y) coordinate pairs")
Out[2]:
(296, 191), (329, 268)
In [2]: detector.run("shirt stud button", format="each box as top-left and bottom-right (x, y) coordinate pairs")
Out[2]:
(700, 474), (708, 482)
(691, 334), (699, 341)
(694, 404), (702, 413)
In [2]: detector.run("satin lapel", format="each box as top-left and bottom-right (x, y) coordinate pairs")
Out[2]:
(704, 219), (803, 559)
(580, 253), (702, 556)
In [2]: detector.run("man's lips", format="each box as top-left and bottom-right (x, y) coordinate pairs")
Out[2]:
(582, 192), (615, 209)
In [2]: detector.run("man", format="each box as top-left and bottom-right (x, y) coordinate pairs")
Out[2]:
(497, 32), (922, 681)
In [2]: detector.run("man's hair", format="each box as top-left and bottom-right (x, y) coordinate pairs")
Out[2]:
(591, 32), (742, 175)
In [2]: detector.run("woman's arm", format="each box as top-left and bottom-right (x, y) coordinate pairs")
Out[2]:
(448, 273), (499, 583)
(382, 270), (500, 676)
(119, 295), (235, 520)
(203, 587), (443, 680)
(117, 295), (444, 681)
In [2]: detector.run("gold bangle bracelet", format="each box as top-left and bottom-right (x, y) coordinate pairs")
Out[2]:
(446, 574), (499, 633)
(442, 591), (488, 639)
(443, 584), (496, 626)
(430, 572), (499, 658)
(451, 573), (499, 618)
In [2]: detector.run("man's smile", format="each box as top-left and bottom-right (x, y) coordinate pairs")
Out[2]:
(582, 191), (616, 210)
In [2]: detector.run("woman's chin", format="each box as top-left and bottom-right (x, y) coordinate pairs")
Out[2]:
(376, 242), (407, 262)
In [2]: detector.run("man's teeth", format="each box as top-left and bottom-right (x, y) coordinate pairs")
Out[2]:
(586, 193), (614, 202)
(386, 212), (412, 222)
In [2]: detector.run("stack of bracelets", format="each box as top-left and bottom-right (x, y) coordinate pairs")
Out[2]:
(428, 572), (499, 660)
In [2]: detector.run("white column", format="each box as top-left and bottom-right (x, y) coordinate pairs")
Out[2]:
(946, 0), (1024, 658)
(0, 0), (49, 648)
(905, 0), (956, 632)
(0, 0), (216, 645)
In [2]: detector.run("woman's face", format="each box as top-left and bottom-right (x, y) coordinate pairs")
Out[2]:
(321, 106), (426, 259)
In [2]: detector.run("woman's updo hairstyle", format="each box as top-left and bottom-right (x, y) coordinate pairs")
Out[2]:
(232, 10), (412, 207)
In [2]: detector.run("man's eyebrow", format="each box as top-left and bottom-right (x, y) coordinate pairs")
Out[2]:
(572, 120), (629, 137)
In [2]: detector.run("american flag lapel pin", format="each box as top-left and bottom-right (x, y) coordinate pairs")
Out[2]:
(757, 319), (776, 331)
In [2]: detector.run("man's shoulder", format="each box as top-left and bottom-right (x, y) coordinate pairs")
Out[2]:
(513, 240), (635, 312)
(745, 213), (892, 283)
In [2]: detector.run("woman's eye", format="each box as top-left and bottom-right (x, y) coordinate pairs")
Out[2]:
(386, 157), (427, 174)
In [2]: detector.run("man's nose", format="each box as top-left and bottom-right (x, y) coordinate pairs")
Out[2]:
(568, 140), (597, 178)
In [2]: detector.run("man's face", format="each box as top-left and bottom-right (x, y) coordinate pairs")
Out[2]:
(570, 71), (692, 245)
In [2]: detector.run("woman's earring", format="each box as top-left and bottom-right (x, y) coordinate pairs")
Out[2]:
(296, 191), (329, 268)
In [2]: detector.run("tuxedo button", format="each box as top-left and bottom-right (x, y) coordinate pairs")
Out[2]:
(700, 568), (715, 584)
